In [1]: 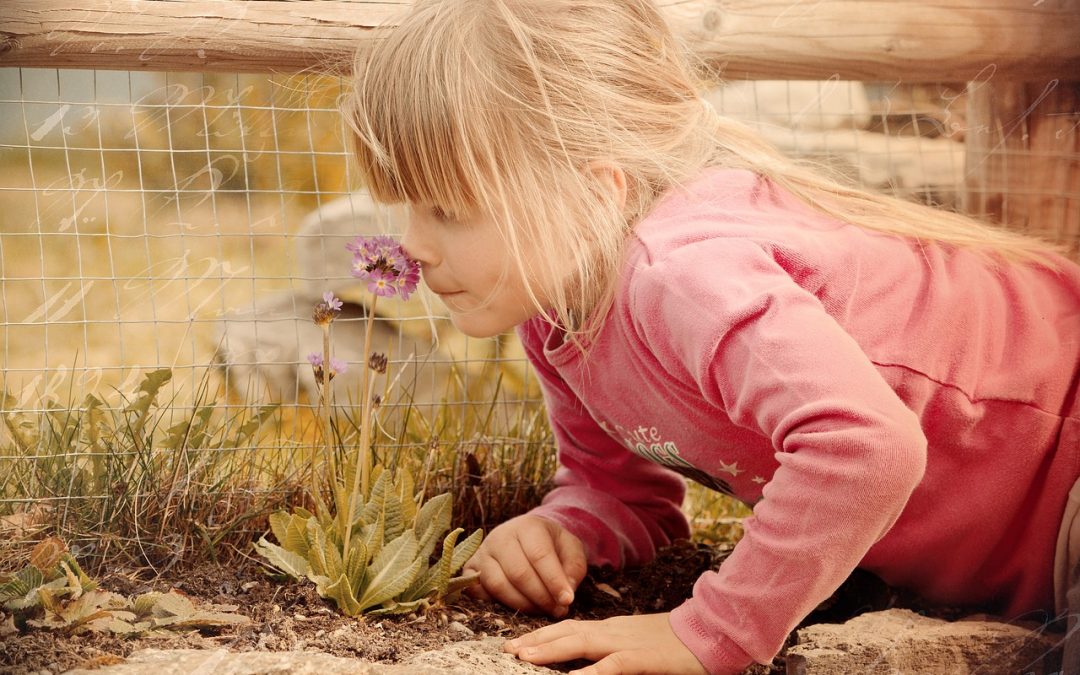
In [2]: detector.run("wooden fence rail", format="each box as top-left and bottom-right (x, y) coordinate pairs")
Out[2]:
(1, 0), (1078, 81)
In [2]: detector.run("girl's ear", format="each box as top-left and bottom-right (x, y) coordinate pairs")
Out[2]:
(585, 160), (627, 214)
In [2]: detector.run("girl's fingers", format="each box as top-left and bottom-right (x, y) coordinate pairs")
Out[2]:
(503, 539), (562, 614)
(504, 619), (581, 654)
(513, 632), (600, 665)
(522, 538), (576, 607)
(554, 527), (588, 588)
(475, 558), (542, 614)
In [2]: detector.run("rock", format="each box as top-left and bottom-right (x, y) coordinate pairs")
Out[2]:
(65, 638), (551, 675)
(785, 609), (1063, 675)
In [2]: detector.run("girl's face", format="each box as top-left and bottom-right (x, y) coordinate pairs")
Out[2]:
(401, 204), (571, 338)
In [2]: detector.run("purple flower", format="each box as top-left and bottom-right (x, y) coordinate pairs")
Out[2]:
(347, 235), (422, 301)
(322, 291), (343, 312)
(367, 268), (397, 297)
(308, 352), (346, 382)
(312, 291), (343, 326)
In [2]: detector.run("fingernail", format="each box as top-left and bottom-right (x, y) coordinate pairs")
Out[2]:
(522, 648), (536, 658)
(554, 605), (567, 618)
(559, 590), (574, 605)
(507, 639), (519, 649)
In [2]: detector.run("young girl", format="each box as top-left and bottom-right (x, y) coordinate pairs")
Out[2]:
(343, 1), (1080, 673)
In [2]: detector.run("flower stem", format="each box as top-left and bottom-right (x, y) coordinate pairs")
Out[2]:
(321, 324), (335, 489)
(342, 295), (378, 563)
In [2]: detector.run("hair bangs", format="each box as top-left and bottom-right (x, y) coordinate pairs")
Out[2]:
(345, 6), (501, 220)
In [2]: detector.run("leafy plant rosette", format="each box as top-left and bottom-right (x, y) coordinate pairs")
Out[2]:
(255, 235), (483, 617)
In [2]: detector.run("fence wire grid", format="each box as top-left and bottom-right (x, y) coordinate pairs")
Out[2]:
(0, 68), (1077, 530)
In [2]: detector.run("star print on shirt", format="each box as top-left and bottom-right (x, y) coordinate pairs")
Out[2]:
(751, 475), (766, 484)
(718, 460), (743, 477)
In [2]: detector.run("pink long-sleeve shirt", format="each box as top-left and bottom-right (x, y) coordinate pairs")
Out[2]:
(521, 167), (1080, 674)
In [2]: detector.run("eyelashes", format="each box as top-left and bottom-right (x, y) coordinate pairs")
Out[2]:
(430, 205), (458, 223)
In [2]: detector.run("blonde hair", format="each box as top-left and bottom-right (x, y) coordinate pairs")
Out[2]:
(343, 0), (1061, 344)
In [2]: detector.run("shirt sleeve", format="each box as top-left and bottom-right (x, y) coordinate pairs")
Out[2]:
(630, 237), (928, 674)
(517, 319), (691, 569)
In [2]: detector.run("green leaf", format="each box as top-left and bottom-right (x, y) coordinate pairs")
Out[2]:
(133, 592), (162, 618)
(414, 493), (452, 562)
(306, 520), (344, 582)
(397, 467), (417, 528)
(449, 529), (483, 577)
(366, 597), (429, 616)
(229, 404), (278, 446)
(445, 570), (481, 598)
(356, 530), (422, 611)
(360, 470), (391, 526)
(283, 513), (310, 557)
(123, 369), (172, 417)
(400, 528), (462, 602)
(0, 566), (44, 603)
(254, 537), (309, 579)
(344, 540), (368, 592)
(362, 513), (385, 561)
(322, 574), (362, 616)
(268, 512), (291, 548)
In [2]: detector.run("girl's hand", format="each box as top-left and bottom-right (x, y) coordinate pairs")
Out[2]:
(504, 613), (708, 675)
(463, 514), (587, 618)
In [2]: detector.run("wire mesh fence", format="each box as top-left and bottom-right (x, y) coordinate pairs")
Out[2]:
(1, 67), (1077, 567)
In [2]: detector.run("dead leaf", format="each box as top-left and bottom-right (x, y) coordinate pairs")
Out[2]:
(30, 538), (66, 571)
(594, 582), (622, 599)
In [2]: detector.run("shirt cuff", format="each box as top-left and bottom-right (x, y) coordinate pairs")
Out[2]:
(669, 599), (757, 675)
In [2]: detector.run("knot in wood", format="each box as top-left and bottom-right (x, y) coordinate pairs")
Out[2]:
(703, 10), (721, 32)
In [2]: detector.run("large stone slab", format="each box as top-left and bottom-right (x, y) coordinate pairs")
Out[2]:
(65, 638), (552, 675)
(785, 609), (1063, 675)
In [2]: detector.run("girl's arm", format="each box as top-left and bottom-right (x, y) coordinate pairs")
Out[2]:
(631, 237), (927, 673)
(517, 319), (692, 570)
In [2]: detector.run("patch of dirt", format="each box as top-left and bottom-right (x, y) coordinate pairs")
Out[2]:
(0, 540), (999, 675)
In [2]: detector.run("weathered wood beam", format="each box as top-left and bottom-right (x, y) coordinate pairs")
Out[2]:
(964, 81), (1080, 256)
(1, 0), (1078, 81)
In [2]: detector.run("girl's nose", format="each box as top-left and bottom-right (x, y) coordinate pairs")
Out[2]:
(400, 212), (439, 266)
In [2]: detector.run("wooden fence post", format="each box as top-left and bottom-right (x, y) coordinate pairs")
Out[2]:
(964, 81), (1080, 254)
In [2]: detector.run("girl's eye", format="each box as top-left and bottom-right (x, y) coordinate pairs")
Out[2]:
(431, 206), (457, 223)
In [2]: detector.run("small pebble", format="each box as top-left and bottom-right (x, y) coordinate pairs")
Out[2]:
(450, 611), (468, 621)
(315, 629), (325, 638)
(293, 613), (308, 621)
(241, 581), (259, 591)
(448, 621), (474, 636)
